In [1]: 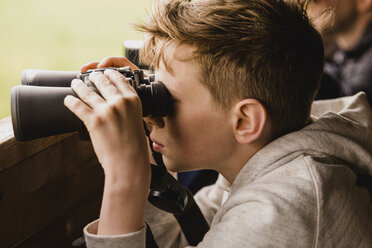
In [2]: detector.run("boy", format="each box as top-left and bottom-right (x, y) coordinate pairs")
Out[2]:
(64, 0), (372, 247)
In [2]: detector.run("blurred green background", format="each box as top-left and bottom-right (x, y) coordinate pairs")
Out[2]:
(0, 0), (151, 118)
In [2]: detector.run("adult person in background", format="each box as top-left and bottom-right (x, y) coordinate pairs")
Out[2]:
(308, 0), (372, 105)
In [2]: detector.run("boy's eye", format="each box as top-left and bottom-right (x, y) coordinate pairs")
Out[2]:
(157, 80), (179, 103)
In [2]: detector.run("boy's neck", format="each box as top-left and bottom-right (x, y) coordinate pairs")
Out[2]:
(218, 140), (269, 184)
(218, 118), (275, 184)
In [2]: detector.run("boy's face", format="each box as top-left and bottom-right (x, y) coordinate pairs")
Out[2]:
(309, 0), (357, 32)
(146, 45), (237, 172)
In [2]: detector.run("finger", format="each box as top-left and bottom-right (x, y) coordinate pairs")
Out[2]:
(88, 71), (122, 100)
(81, 61), (100, 72)
(104, 69), (137, 97)
(97, 56), (140, 71)
(71, 79), (106, 109)
(64, 95), (94, 124)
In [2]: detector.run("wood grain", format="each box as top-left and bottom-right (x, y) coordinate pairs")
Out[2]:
(0, 118), (104, 247)
(0, 117), (75, 171)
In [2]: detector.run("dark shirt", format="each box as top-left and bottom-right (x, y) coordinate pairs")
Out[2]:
(316, 21), (372, 106)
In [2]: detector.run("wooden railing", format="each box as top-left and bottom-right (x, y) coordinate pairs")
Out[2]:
(0, 117), (104, 247)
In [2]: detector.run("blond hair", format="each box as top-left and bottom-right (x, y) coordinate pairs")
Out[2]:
(137, 0), (324, 137)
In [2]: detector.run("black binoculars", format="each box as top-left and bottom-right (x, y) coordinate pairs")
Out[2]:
(11, 67), (172, 141)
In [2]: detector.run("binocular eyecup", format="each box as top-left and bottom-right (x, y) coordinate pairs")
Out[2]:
(11, 67), (171, 141)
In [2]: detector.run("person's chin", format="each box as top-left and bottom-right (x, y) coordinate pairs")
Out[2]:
(162, 156), (186, 173)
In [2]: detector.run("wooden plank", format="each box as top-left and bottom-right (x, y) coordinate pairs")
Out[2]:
(0, 117), (75, 171)
(15, 194), (102, 248)
(0, 133), (104, 248)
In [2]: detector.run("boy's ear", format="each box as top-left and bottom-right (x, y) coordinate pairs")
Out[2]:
(233, 99), (267, 144)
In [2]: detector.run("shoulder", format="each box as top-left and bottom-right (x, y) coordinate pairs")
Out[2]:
(209, 154), (372, 247)
(204, 155), (318, 247)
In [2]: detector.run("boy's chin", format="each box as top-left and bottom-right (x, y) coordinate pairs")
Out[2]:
(162, 157), (190, 173)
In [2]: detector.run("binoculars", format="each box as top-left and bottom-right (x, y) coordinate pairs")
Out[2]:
(11, 67), (172, 141)
(10, 65), (210, 246)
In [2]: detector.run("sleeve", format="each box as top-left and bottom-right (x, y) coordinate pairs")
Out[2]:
(83, 175), (228, 248)
(84, 220), (146, 248)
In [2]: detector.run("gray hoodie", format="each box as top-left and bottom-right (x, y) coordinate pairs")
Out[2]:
(84, 92), (372, 248)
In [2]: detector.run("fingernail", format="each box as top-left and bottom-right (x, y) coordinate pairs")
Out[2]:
(89, 71), (101, 80)
(64, 95), (74, 104)
(103, 69), (114, 74)
(71, 79), (79, 87)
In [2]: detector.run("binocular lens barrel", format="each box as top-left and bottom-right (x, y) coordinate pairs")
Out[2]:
(22, 69), (79, 87)
(11, 69), (171, 141)
(11, 85), (84, 141)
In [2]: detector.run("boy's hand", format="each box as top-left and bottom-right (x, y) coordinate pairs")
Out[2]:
(80, 56), (139, 72)
(81, 56), (156, 165)
(64, 69), (150, 235)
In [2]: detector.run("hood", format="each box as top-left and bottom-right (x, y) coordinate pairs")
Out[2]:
(233, 92), (372, 189)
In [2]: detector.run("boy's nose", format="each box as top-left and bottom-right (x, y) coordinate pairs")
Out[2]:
(144, 116), (165, 129)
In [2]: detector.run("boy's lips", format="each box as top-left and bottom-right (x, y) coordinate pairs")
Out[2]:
(150, 136), (164, 152)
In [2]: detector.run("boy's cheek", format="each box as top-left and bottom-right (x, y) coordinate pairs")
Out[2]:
(143, 119), (153, 132)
